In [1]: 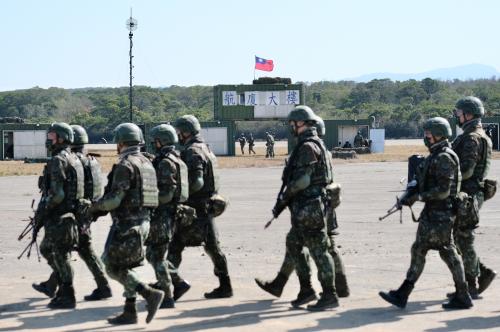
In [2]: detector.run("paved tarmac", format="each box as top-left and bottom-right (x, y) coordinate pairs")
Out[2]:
(1, 161), (499, 331)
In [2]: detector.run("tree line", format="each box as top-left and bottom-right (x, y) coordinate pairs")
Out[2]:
(0, 78), (499, 141)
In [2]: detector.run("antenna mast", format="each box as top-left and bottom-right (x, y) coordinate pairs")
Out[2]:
(126, 8), (138, 122)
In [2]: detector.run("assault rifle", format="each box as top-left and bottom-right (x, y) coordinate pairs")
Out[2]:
(265, 182), (287, 229)
(18, 199), (41, 261)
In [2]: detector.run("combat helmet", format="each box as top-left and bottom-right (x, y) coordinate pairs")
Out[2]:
(113, 123), (143, 145)
(314, 116), (326, 137)
(150, 124), (178, 146)
(423, 117), (452, 139)
(48, 122), (74, 143)
(174, 115), (201, 135)
(287, 105), (317, 123)
(71, 125), (89, 145)
(455, 96), (484, 118)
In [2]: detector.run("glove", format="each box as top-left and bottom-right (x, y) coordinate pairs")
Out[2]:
(272, 198), (288, 218)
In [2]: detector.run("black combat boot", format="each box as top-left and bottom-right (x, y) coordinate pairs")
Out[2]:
(84, 284), (112, 301)
(136, 284), (164, 324)
(291, 278), (317, 308)
(160, 296), (175, 309)
(32, 273), (59, 298)
(48, 283), (76, 309)
(204, 275), (233, 299)
(335, 273), (350, 298)
(442, 286), (473, 310)
(173, 279), (191, 301)
(307, 287), (339, 311)
(478, 265), (497, 294)
(378, 279), (414, 309)
(447, 277), (479, 300)
(108, 298), (138, 325)
(254, 272), (288, 298)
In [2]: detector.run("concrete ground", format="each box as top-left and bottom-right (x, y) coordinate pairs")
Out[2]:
(1, 161), (499, 331)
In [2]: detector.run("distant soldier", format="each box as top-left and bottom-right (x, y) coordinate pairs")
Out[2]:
(379, 117), (472, 310)
(88, 123), (164, 325)
(265, 132), (275, 158)
(168, 115), (232, 300)
(248, 133), (256, 155)
(255, 115), (349, 301)
(270, 106), (338, 311)
(451, 96), (496, 298)
(32, 123), (84, 309)
(342, 141), (352, 149)
(238, 134), (247, 155)
(354, 131), (364, 148)
(146, 124), (189, 309)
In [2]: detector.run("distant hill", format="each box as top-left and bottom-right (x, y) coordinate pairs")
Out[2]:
(349, 64), (500, 82)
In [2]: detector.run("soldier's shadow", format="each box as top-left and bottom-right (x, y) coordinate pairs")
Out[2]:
(425, 315), (500, 332)
(161, 299), (310, 331)
(0, 297), (123, 331)
(287, 299), (445, 332)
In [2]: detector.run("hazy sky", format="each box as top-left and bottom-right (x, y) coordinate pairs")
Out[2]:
(1, 0), (499, 90)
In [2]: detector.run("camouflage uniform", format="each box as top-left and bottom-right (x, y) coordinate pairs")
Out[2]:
(238, 135), (246, 154)
(353, 132), (364, 148)
(452, 118), (493, 291)
(379, 120), (472, 309)
(266, 133), (275, 158)
(36, 136), (84, 308)
(248, 134), (256, 155)
(91, 124), (164, 325)
(167, 133), (232, 298)
(281, 126), (336, 307)
(146, 144), (188, 305)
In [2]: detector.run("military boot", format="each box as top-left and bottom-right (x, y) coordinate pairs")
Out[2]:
(204, 275), (233, 299)
(291, 278), (317, 308)
(442, 286), (473, 310)
(48, 283), (76, 309)
(108, 298), (138, 325)
(173, 280), (191, 301)
(306, 288), (339, 311)
(32, 273), (59, 298)
(254, 272), (288, 298)
(136, 284), (164, 324)
(447, 277), (479, 300)
(478, 265), (496, 295)
(378, 279), (414, 309)
(335, 273), (350, 298)
(84, 284), (112, 301)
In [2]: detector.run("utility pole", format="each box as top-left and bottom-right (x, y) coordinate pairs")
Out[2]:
(126, 9), (138, 122)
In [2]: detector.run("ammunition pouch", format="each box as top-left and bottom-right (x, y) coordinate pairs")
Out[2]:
(105, 225), (145, 269)
(207, 194), (228, 218)
(482, 178), (497, 201)
(454, 192), (479, 229)
(175, 204), (197, 227)
(53, 213), (79, 250)
(325, 183), (341, 209)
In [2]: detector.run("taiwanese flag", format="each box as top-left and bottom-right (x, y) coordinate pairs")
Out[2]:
(255, 56), (274, 71)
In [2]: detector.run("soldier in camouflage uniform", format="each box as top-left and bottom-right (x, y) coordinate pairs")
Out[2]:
(255, 115), (349, 300)
(33, 126), (112, 302)
(32, 123), (84, 309)
(88, 123), (164, 325)
(146, 124), (190, 309)
(271, 106), (338, 311)
(167, 115), (233, 300)
(451, 96), (496, 298)
(265, 132), (275, 158)
(238, 133), (247, 155)
(248, 133), (256, 155)
(379, 117), (472, 310)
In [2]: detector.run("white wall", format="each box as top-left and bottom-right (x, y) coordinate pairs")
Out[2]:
(13, 130), (47, 159)
(370, 128), (385, 153)
(200, 127), (228, 155)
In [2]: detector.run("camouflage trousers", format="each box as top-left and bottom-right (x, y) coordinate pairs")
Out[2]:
(168, 215), (229, 284)
(40, 215), (77, 284)
(102, 220), (150, 298)
(77, 230), (108, 287)
(279, 234), (346, 280)
(146, 208), (174, 297)
(454, 191), (484, 279)
(406, 207), (466, 289)
(286, 226), (335, 292)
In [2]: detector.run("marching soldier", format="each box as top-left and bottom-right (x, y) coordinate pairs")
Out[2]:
(168, 115), (232, 300)
(379, 117), (472, 310)
(451, 96), (496, 297)
(146, 124), (190, 309)
(88, 123), (164, 324)
(32, 123), (84, 309)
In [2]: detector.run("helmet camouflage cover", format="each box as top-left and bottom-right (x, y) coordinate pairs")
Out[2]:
(150, 124), (178, 146)
(423, 117), (452, 139)
(71, 125), (89, 145)
(49, 122), (74, 143)
(174, 115), (201, 135)
(113, 123), (143, 145)
(455, 96), (484, 117)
